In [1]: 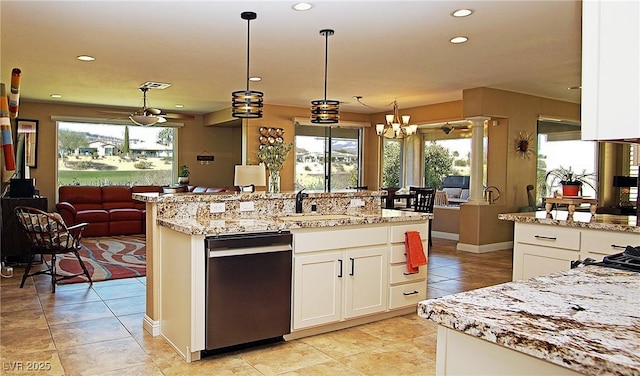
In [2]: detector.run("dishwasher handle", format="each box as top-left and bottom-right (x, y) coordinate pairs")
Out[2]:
(208, 244), (291, 258)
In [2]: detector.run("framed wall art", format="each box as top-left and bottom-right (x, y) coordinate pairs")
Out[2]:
(17, 119), (38, 168)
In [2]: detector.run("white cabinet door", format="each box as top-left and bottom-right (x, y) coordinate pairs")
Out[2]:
(513, 243), (579, 280)
(582, 0), (640, 140)
(580, 229), (640, 261)
(292, 251), (342, 330)
(344, 247), (387, 319)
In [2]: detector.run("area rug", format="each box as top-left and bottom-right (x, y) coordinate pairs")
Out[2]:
(55, 234), (146, 284)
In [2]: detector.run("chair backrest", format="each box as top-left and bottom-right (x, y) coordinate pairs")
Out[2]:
(414, 188), (436, 212)
(14, 206), (79, 253)
(434, 190), (449, 206)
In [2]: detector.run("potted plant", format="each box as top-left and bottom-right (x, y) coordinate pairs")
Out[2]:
(178, 164), (190, 185)
(545, 166), (595, 197)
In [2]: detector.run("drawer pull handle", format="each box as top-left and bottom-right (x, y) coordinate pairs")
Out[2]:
(534, 235), (557, 241)
(403, 271), (419, 275)
(338, 259), (343, 278)
(611, 244), (627, 249)
(403, 291), (419, 296)
(349, 258), (355, 276)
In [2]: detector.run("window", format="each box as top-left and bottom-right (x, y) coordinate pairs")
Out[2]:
(382, 139), (403, 188)
(57, 121), (176, 187)
(295, 125), (361, 192)
(537, 120), (597, 204)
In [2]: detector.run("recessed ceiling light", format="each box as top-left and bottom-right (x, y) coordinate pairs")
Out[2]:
(50, 94), (62, 98)
(174, 104), (184, 108)
(249, 76), (262, 82)
(450, 36), (468, 44)
(292, 2), (313, 11)
(452, 9), (473, 17)
(76, 55), (95, 61)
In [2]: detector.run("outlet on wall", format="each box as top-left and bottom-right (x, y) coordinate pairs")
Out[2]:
(349, 198), (365, 207)
(210, 202), (225, 213)
(239, 201), (255, 211)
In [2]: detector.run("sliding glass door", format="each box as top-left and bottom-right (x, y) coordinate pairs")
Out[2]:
(295, 124), (362, 192)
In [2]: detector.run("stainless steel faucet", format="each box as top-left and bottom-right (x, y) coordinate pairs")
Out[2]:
(295, 188), (308, 213)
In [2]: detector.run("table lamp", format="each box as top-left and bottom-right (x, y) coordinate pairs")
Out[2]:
(612, 175), (637, 207)
(234, 165), (266, 192)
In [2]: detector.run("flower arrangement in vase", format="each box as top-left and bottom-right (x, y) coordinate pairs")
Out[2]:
(256, 142), (293, 193)
(178, 164), (190, 185)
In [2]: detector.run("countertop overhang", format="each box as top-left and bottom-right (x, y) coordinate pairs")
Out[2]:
(418, 266), (640, 376)
(499, 211), (640, 233)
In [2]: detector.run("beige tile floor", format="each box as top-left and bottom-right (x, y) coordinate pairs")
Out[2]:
(0, 238), (512, 375)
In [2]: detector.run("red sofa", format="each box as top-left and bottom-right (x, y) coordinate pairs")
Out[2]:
(56, 185), (163, 237)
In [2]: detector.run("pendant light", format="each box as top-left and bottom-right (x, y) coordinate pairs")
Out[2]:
(232, 11), (263, 118)
(311, 29), (339, 124)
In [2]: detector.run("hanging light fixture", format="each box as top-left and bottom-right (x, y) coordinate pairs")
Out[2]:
(375, 100), (417, 138)
(232, 11), (263, 118)
(311, 29), (339, 124)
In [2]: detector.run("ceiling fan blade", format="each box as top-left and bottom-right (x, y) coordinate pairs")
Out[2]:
(146, 107), (162, 115)
(98, 110), (135, 116)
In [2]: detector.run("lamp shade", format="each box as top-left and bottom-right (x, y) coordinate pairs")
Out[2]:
(234, 165), (266, 191)
(612, 176), (637, 187)
(129, 114), (159, 126)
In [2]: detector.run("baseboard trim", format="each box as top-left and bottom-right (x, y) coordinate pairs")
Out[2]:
(143, 315), (160, 337)
(432, 231), (459, 241)
(457, 241), (513, 253)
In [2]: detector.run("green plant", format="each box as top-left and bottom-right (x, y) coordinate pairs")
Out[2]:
(545, 166), (595, 189)
(179, 164), (190, 177)
(256, 143), (293, 172)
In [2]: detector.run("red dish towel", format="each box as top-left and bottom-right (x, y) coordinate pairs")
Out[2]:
(405, 231), (427, 273)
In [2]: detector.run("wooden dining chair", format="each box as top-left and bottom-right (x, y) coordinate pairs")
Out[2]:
(14, 206), (92, 292)
(413, 188), (436, 246)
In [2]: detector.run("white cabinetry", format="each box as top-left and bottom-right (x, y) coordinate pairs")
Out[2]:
(513, 222), (640, 280)
(388, 223), (428, 309)
(581, 0), (640, 141)
(292, 226), (388, 330)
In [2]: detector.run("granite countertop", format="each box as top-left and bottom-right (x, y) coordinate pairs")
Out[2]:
(499, 211), (640, 233)
(133, 190), (384, 203)
(157, 209), (432, 236)
(418, 266), (640, 376)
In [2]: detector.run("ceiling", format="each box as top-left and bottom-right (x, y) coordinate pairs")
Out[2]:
(0, 1), (582, 117)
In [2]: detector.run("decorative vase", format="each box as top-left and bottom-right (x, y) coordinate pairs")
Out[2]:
(178, 176), (189, 185)
(268, 170), (281, 193)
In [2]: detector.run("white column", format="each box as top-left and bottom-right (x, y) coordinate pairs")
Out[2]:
(466, 116), (490, 205)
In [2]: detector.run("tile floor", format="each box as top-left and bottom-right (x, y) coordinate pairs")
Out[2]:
(0, 238), (512, 376)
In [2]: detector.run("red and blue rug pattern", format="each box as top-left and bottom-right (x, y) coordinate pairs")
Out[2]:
(56, 234), (146, 284)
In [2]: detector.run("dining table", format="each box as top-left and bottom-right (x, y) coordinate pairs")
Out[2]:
(382, 190), (415, 209)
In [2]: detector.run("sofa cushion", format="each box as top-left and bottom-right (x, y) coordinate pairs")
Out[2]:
(460, 189), (470, 200)
(102, 186), (135, 209)
(109, 208), (142, 221)
(59, 186), (103, 210)
(75, 209), (110, 223)
(442, 187), (462, 199)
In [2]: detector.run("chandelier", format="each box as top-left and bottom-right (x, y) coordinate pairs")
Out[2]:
(375, 100), (417, 138)
(232, 11), (263, 119)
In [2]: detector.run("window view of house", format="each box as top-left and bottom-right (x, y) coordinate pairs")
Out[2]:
(536, 121), (597, 205)
(57, 121), (176, 187)
(294, 124), (361, 192)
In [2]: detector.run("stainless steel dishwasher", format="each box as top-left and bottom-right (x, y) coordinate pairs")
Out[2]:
(205, 230), (292, 352)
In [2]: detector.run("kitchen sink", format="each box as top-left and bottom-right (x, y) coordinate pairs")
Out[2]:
(278, 214), (353, 221)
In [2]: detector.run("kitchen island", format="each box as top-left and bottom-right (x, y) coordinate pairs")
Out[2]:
(133, 190), (432, 361)
(499, 211), (640, 280)
(418, 265), (640, 375)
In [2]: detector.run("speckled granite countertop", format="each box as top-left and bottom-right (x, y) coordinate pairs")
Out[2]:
(157, 209), (432, 235)
(499, 211), (640, 233)
(418, 266), (640, 376)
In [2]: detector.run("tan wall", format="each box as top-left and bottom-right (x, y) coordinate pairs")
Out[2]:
(432, 206), (460, 234)
(459, 204), (514, 246)
(7, 101), (239, 211)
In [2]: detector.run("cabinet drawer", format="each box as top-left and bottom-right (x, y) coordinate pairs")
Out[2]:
(389, 263), (426, 284)
(389, 281), (426, 310)
(581, 229), (640, 258)
(389, 244), (406, 264)
(513, 243), (579, 280)
(515, 223), (580, 250)
(390, 222), (428, 243)
(293, 226), (388, 253)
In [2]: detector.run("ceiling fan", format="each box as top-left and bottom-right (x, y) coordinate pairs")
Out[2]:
(99, 87), (195, 126)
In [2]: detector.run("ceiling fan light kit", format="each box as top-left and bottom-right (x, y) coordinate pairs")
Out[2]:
(232, 11), (263, 119)
(310, 29), (339, 124)
(129, 87), (161, 126)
